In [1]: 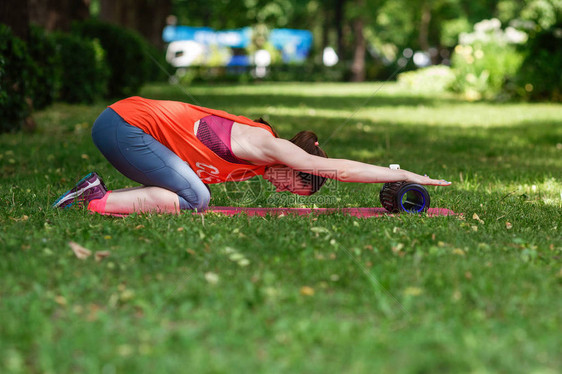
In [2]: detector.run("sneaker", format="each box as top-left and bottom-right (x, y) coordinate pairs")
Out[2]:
(52, 172), (108, 209)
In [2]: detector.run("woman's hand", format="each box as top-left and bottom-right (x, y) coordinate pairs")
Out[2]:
(403, 171), (451, 186)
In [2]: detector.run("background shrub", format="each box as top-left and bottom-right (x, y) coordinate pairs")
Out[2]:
(145, 43), (174, 82)
(73, 20), (151, 98)
(0, 24), (34, 133)
(398, 65), (456, 93)
(27, 26), (60, 110)
(53, 33), (108, 103)
(175, 63), (348, 85)
(449, 19), (526, 101)
(514, 24), (562, 102)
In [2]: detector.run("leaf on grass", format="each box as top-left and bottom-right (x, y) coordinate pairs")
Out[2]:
(403, 287), (423, 296)
(238, 258), (250, 267)
(392, 243), (405, 254)
(472, 213), (484, 224)
(69, 241), (92, 260)
(224, 247), (251, 267)
(300, 286), (315, 296)
(311, 227), (330, 234)
(95, 251), (110, 262)
(54, 295), (67, 306)
(205, 272), (219, 284)
(9, 215), (29, 222)
(506, 222), (513, 230)
(452, 248), (465, 256)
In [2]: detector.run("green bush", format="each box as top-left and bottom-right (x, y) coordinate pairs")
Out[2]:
(53, 33), (108, 103)
(0, 24), (34, 133)
(28, 26), (60, 110)
(73, 20), (150, 98)
(398, 65), (456, 93)
(514, 24), (562, 102)
(176, 63), (347, 84)
(450, 19), (526, 101)
(145, 44), (174, 82)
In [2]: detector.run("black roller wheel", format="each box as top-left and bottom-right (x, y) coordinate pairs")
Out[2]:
(379, 182), (430, 213)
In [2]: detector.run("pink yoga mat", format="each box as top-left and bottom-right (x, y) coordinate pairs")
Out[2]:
(203, 206), (456, 218)
(96, 206), (456, 218)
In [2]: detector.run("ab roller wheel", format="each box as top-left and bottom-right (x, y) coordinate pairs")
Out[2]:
(379, 182), (431, 213)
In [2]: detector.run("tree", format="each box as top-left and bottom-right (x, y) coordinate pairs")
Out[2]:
(28, 0), (90, 32)
(99, 0), (172, 48)
(0, 0), (30, 40)
(346, 0), (386, 81)
(350, 0), (366, 81)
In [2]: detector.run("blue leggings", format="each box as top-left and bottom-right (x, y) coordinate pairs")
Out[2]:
(91, 108), (210, 211)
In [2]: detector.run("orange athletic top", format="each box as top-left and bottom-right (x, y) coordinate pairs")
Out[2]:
(109, 96), (275, 184)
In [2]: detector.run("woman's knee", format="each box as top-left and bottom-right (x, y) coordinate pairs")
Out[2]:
(178, 184), (210, 211)
(192, 185), (211, 211)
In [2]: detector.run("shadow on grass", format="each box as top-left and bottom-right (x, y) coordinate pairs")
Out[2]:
(152, 92), (465, 112)
(254, 111), (562, 179)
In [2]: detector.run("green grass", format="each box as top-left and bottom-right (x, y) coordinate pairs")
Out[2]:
(1, 82), (561, 373)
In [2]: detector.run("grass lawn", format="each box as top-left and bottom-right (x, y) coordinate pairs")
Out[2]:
(1, 81), (561, 373)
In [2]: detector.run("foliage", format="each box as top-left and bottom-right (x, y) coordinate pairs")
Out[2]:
(519, 0), (562, 30)
(73, 20), (151, 98)
(171, 0), (311, 29)
(53, 33), (108, 103)
(514, 23), (562, 101)
(0, 24), (33, 133)
(27, 26), (60, 110)
(176, 63), (347, 84)
(398, 65), (456, 93)
(246, 24), (282, 65)
(144, 43), (175, 82)
(1, 82), (561, 372)
(450, 19), (526, 100)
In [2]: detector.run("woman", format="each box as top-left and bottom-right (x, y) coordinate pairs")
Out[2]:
(52, 96), (451, 214)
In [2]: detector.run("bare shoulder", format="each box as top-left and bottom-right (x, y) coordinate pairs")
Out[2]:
(232, 122), (273, 137)
(231, 122), (278, 164)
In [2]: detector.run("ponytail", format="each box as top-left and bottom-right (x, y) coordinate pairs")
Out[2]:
(289, 131), (328, 194)
(254, 118), (328, 194)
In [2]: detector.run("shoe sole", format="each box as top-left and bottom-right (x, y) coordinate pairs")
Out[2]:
(52, 172), (102, 209)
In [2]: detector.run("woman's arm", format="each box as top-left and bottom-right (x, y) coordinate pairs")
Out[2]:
(256, 135), (451, 186)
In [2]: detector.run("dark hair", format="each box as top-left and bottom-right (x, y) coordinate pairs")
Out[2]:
(254, 119), (328, 195)
(254, 117), (279, 137)
(288, 131), (328, 194)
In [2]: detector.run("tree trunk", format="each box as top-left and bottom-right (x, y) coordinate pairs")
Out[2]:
(418, 0), (431, 51)
(28, 0), (90, 32)
(350, 13), (365, 82)
(334, 0), (346, 59)
(137, 0), (172, 49)
(99, 0), (171, 49)
(321, 7), (330, 53)
(0, 0), (30, 40)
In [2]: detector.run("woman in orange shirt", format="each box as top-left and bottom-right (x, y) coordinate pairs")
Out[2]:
(53, 97), (450, 214)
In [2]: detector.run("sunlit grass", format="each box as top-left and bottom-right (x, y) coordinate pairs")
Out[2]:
(0, 82), (561, 373)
